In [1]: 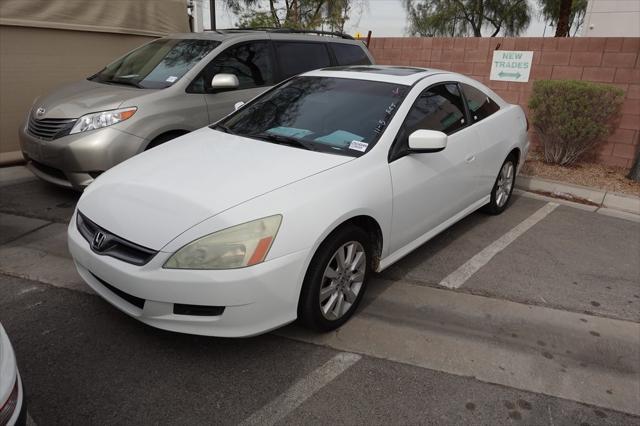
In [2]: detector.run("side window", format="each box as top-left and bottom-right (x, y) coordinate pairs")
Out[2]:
(391, 83), (467, 159)
(461, 83), (500, 123)
(275, 42), (331, 80)
(190, 41), (274, 93)
(331, 43), (371, 66)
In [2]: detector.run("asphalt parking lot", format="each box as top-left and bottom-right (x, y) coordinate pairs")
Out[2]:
(1, 167), (639, 425)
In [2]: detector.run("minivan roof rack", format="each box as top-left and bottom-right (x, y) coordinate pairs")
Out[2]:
(216, 27), (355, 40)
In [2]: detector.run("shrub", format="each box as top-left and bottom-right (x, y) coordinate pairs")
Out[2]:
(528, 80), (623, 166)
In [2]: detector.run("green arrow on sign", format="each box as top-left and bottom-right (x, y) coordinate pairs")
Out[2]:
(499, 71), (522, 79)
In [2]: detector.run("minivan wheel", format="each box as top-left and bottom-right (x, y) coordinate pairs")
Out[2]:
(483, 156), (516, 215)
(298, 226), (371, 332)
(145, 131), (188, 150)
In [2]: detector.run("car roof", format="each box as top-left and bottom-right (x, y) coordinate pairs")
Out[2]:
(165, 29), (363, 45)
(303, 65), (453, 86)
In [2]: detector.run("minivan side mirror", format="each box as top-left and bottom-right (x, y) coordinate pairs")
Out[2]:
(234, 101), (245, 111)
(408, 129), (447, 153)
(211, 73), (239, 91)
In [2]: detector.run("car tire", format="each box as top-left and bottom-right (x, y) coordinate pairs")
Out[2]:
(298, 225), (372, 332)
(482, 155), (517, 215)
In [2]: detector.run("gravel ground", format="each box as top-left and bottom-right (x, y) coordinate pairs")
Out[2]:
(521, 151), (640, 196)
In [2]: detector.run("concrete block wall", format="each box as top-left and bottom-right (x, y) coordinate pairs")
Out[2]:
(368, 37), (640, 169)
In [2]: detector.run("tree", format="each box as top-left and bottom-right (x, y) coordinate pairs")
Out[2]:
(554, 0), (572, 36)
(404, 0), (531, 37)
(538, 0), (587, 36)
(228, 0), (360, 31)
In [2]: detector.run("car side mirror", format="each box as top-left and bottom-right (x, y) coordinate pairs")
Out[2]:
(408, 129), (447, 153)
(211, 73), (239, 91)
(234, 101), (245, 111)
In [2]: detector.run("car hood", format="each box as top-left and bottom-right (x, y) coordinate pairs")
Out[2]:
(33, 79), (148, 119)
(78, 127), (354, 250)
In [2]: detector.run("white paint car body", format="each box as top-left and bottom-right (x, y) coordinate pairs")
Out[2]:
(68, 66), (529, 337)
(0, 323), (25, 426)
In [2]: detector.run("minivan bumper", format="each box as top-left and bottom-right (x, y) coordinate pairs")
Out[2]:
(19, 123), (145, 190)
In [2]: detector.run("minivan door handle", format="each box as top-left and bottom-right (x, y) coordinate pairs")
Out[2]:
(465, 155), (476, 163)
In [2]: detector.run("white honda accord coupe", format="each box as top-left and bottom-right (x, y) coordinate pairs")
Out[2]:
(68, 65), (528, 337)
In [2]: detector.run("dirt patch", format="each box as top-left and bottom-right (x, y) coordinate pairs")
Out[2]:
(526, 189), (600, 207)
(521, 151), (640, 197)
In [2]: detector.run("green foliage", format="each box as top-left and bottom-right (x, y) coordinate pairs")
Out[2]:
(528, 80), (624, 166)
(404, 0), (531, 37)
(537, 0), (587, 36)
(230, 0), (358, 31)
(237, 10), (278, 28)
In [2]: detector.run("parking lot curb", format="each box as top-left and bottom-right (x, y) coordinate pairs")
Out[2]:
(517, 175), (640, 215)
(0, 166), (35, 188)
(0, 151), (25, 167)
(602, 191), (640, 214)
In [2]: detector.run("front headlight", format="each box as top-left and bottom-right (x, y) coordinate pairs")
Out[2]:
(70, 107), (137, 134)
(164, 215), (282, 270)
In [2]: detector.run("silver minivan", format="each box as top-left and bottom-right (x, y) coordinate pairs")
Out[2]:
(20, 29), (373, 190)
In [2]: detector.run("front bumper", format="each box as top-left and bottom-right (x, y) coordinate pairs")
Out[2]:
(12, 374), (25, 426)
(0, 323), (25, 426)
(67, 214), (308, 337)
(19, 123), (145, 190)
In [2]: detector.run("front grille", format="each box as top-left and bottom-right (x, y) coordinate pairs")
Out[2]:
(90, 272), (146, 309)
(77, 211), (158, 266)
(28, 114), (76, 140)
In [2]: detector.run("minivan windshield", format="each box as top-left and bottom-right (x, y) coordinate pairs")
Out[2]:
(89, 38), (219, 89)
(216, 76), (409, 157)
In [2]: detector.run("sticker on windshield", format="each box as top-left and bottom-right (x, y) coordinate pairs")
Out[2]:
(349, 141), (369, 152)
(165, 76), (178, 83)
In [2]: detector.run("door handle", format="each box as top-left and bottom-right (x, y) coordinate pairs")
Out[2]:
(465, 155), (476, 163)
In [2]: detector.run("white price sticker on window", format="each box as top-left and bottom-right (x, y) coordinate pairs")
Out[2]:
(165, 76), (178, 83)
(348, 140), (368, 152)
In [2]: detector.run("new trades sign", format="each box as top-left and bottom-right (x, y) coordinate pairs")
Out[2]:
(490, 50), (533, 83)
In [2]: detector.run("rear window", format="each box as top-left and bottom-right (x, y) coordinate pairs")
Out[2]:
(461, 83), (500, 123)
(331, 43), (371, 66)
(275, 42), (331, 79)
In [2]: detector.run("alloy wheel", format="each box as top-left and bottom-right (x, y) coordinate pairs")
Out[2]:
(496, 161), (514, 208)
(319, 241), (366, 320)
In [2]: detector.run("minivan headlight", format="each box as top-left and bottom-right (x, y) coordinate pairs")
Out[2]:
(70, 107), (137, 134)
(164, 215), (282, 270)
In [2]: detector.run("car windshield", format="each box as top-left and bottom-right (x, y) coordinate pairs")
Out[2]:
(89, 38), (219, 89)
(216, 76), (409, 157)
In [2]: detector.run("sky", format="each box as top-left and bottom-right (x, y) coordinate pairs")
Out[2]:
(206, 0), (553, 37)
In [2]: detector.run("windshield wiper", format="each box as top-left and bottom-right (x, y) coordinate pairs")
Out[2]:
(109, 79), (144, 89)
(211, 123), (235, 134)
(250, 132), (314, 151)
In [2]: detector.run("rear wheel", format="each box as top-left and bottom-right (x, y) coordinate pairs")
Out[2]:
(483, 156), (516, 215)
(298, 226), (371, 332)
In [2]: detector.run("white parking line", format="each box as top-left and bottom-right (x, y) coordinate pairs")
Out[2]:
(439, 202), (559, 289)
(239, 352), (361, 426)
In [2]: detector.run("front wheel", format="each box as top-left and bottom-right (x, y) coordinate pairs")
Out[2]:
(298, 226), (371, 332)
(482, 156), (516, 215)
